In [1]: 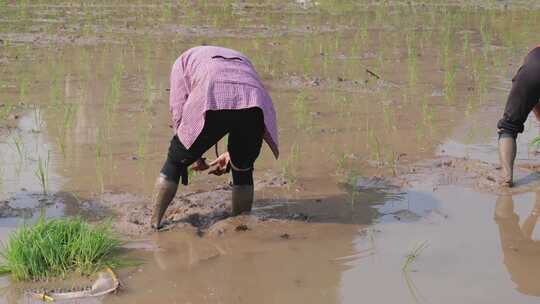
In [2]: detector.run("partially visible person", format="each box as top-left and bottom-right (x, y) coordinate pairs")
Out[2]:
(495, 194), (540, 296)
(497, 46), (540, 187)
(151, 46), (279, 230)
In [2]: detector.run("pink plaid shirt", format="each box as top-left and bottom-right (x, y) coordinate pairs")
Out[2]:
(169, 46), (279, 158)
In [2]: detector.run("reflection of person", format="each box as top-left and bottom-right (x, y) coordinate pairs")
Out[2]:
(497, 46), (540, 187)
(151, 46), (279, 230)
(494, 194), (540, 296)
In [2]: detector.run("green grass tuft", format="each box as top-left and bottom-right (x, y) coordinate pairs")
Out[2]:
(0, 217), (122, 281)
(531, 136), (540, 149)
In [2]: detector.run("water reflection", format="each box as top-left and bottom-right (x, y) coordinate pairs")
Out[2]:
(105, 223), (358, 304)
(0, 191), (103, 228)
(0, 112), (62, 200)
(495, 193), (540, 297)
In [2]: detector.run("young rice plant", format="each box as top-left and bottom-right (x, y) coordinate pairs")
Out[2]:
(0, 217), (122, 281)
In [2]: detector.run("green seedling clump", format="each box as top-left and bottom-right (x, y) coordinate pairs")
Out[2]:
(531, 136), (540, 149)
(0, 217), (122, 281)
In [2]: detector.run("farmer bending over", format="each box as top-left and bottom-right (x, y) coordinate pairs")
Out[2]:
(151, 46), (279, 230)
(497, 46), (540, 187)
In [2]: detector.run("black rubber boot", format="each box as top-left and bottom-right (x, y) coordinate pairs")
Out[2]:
(150, 175), (179, 230)
(231, 185), (254, 216)
(498, 136), (517, 187)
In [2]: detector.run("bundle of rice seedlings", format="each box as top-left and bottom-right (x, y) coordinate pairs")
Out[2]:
(0, 217), (122, 281)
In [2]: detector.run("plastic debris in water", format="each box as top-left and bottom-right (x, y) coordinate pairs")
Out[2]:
(27, 267), (120, 302)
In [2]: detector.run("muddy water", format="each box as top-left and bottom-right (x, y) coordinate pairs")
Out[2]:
(99, 182), (540, 304)
(2, 1), (540, 303)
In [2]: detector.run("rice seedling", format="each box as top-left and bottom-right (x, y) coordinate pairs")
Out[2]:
(293, 92), (312, 130)
(359, 17), (369, 47)
(281, 143), (300, 186)
(443, 62), (457, 104)
(15, 0), (28, 19)
(406, 33), (418, 88)
(438, 12), (455, 69)
(479, 14), (492, 58)
(0, 100), (14, 122)
(368, 131), (383, 166)
(34, 151), (50, 195)
(32, 107), (44, 133)
(0, 217), (122, 281)
(49, 72), (62, 109)
(161, 2), (173, 21)
(57, 104), (78, 156)
(12, 135), (24, 161)
(302, 53), (313, 77)
(333, 148), (349, 176)
(402, 240), (429, 272)
(95, 129), (106, 194)
(382, 102), (395, 131)
(290, 143), (300, 166)
(106, 61), (124, 117)
(385, 147), (400, 176)
(344, 171), (359, 205)
(63, 103), (77, 128)
(420, 96), (434, 127)
(462, 31), (470, 58)
(47, 55), (65, 110)
(18, 74), (29, 102)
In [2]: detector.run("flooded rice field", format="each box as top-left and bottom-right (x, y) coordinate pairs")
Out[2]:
(2, 0), (540, 303)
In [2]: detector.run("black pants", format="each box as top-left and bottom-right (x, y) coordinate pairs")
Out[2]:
(497, 48), (540, 137)
(160, 107), (264, 186)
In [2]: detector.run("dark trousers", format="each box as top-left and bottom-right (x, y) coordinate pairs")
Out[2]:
(160, 107), (264, 186)
(497, 48), (540, 137)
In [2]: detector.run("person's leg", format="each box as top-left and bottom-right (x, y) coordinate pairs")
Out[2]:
(498, 133), (517, 187)
(151, 112), (228, 229)
(497, 54), (540, 187)
(151, 136), (187, 230)
(227, 108), (264, 215)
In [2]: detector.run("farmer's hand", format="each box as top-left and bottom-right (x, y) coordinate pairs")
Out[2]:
(208, 152), (230, 176)
(191, 158), (209, 171)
